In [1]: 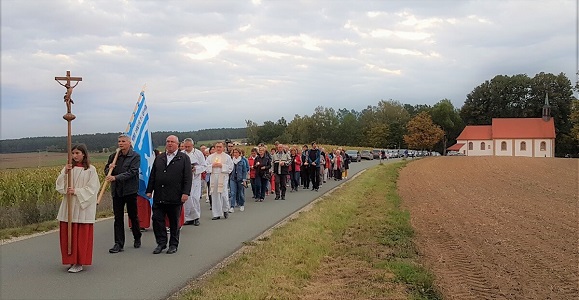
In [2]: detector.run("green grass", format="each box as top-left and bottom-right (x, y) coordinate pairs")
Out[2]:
(178, 161), (441, 300)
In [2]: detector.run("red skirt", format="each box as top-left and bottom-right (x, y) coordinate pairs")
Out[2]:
(128, 196), (152, 229)
(59, 222), (94, 265)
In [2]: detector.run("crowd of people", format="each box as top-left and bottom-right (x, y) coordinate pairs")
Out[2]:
(54, 135), (354, 273)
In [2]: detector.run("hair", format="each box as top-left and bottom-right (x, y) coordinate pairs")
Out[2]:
(118, 133), (131, 140)
(232, 147), (242, 155)
(183, 138), (194, 144)
(251, 147), (258, 153)
(72, 143), (90, 170)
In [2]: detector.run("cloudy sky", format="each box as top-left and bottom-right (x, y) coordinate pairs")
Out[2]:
(1, 0), (576, 140)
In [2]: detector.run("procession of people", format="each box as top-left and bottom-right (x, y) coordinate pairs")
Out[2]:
(55, 136), (353, 272)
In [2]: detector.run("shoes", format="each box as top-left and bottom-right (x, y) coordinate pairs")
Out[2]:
(259, 198), (264, 202)
(281, 196), (285, 200)
(184, 220), (194, 225)
(212, 216), (221, 220)
(134, 238), (141, 249)
(228, 207), (234, 213)
(224, 212), (228, 219)
(275, 196), (280, 200)
(166, 246), (178, 254)
(239, 206), (245, 212)
(109, 244), (123, 253)
(205, 199), (209, 203)
(153, 245), (167, 254)
(193, 218), (200, 226)
(255, 198), (260, 202)
(68, 264), (83, 273)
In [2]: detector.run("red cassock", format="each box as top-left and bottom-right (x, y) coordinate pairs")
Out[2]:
(128, 195), (152, 229)
(165, 205), (185, 228)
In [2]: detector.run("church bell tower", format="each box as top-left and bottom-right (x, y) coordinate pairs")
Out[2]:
(542, 93), (551, 122)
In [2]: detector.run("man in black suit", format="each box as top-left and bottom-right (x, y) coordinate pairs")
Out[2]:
(146, 135), (192, 254)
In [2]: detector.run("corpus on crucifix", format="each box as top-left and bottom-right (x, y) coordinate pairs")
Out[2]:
(55, 71), (82, 255)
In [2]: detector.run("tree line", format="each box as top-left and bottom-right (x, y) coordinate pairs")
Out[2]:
(0, 128), (246, 153)
(246, 72), (578, 156)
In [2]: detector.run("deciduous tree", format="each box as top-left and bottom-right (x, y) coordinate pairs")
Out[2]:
(404, 112), (444, 150)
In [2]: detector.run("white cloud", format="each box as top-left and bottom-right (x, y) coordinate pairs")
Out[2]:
(0, 0), (576, 139)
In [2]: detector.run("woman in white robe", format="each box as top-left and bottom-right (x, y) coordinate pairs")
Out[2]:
(205, 142), (233, 220)
(55, 144), (100, 273)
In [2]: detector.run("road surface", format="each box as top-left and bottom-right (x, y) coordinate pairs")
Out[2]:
(1, 158), (393, 300)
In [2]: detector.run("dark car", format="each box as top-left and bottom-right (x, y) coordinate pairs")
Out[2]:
(345, 150), (361, 162)
(360, 150), (374, 160)
(372, 149), (381, 159)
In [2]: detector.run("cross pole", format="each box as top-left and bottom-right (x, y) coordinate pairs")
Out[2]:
(55, 71), (82, 255)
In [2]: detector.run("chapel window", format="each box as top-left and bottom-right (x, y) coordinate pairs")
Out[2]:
(501, 141), (507, 151)
(540, 141), (546, 151)
(468, 142), (473, 150)
(520, 141), (526, 151)
(480, 142), (485, 150)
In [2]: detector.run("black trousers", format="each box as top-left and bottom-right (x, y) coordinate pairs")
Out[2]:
(310, 166), (320, 189)
(112, 193), (141, 248)
(274, 173), (287, 197)
(301, 167), (310, 188)
(152, 202), (182, 248)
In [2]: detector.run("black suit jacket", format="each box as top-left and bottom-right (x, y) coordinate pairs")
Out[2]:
(146, 151), (192, 204)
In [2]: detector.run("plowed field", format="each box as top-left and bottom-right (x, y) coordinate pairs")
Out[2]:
(398, 156), (578, 300)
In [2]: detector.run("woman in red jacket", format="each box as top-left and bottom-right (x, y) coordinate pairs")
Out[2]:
(288, 147), (301, 192)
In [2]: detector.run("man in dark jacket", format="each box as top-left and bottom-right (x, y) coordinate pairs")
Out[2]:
(146, 135), (192, 254)
(105, 134), (142, 253)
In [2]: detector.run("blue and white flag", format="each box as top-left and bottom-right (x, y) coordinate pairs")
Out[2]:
(126, 91), (154, 205)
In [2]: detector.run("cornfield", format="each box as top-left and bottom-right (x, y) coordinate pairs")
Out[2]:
(0, 162), (108, 229)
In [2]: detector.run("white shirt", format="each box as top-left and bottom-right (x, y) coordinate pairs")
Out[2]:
(166, 151), (177, 166)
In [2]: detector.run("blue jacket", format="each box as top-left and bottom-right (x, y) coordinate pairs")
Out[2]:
(230, 158), (248, 182)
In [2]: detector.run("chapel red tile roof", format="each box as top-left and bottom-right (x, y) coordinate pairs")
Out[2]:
(456, 118), (556, 140)
(456, 125), (492, 140)
(446, 143), (465, 151)
(491, 118), (555, 139)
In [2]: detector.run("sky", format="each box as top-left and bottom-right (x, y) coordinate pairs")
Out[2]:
(1, 0), (577, 140)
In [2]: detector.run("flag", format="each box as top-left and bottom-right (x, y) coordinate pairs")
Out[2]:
(126, 91), (154, 205)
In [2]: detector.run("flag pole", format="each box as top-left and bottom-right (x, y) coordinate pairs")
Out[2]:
(55, 71), (82, 255)
(98, 85), (147, 205)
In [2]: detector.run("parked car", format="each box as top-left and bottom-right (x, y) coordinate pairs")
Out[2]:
(360, 150), (374, 160)
(372, 149), (381, 159)
(345, 150), (361, 162)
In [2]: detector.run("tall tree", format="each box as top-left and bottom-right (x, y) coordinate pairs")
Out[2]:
(430, 99), (464, 152)
(404, 112), (444, 150)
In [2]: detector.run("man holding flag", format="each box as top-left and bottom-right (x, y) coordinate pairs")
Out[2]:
(105, 134), (142, 253)
(105, 90), (155, 253)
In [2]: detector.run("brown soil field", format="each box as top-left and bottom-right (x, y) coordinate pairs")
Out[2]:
(398, 156), (578, 300)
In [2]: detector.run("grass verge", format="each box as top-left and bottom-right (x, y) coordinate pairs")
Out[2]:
(178, 161), (440, 300)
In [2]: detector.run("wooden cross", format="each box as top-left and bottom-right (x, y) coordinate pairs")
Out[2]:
(54, 70), (82, 255)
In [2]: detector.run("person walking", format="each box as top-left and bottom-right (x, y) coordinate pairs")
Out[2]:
(300, 145), (310, 189)
(271, 143), (291, 200)
(146, 135), (192, 254)
(206, 141), (233, 220)
(248, 147), (258, 199)
(289, 147), (301, 192)
(253, 146), (271, 202)
(104, 134), (142, 253)
(307, 142), (321, 191)
(228, 147), (248, 212)
(56, 144), (100, 273)
(182, 138), (207, 226)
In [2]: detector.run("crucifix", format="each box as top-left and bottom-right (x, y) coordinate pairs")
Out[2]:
(55, 71), (82, 255)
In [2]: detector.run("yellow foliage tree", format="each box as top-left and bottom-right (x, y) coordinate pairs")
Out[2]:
(404, 112), (444, 150)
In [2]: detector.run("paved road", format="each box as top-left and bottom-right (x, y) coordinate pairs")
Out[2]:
(1, 158), (393, 300)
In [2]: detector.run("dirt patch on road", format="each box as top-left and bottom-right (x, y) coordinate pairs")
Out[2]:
(398, 156), (578, 299)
